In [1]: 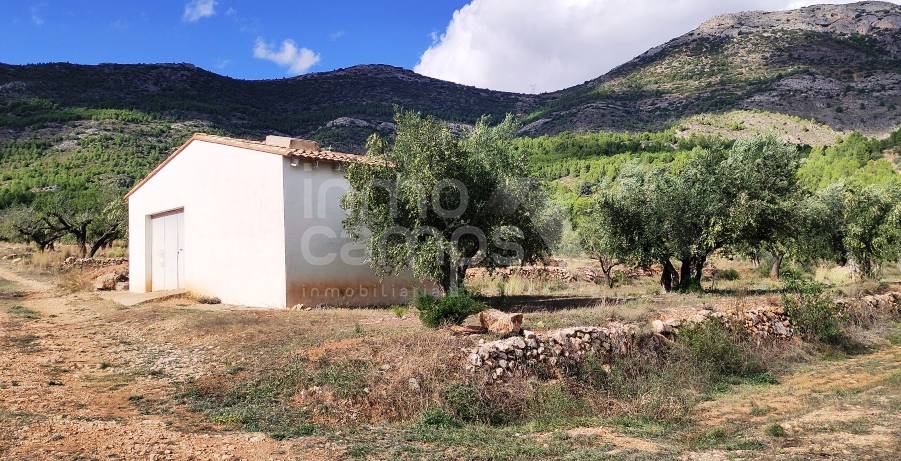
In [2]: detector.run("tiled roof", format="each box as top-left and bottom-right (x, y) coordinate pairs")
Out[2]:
(125, 133), (385, 199)
(192, 133), (385, 165)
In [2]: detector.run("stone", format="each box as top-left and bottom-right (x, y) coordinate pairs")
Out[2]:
(479, 309), (522, 336)
(407, 377), (420, 392)
(114, 281), (129, 291)
(651, 319), (672, 334)
(94, 273), (119, 291)
(479, 309), (524, 335)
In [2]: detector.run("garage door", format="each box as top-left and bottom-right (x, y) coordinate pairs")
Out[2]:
(151, 210), (184, 291)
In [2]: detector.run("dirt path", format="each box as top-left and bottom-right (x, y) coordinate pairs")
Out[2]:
(0, 264), (52, 293)
(0, 267), (341, 460)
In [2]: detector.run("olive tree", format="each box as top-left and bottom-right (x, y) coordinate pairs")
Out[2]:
(34, 187), (127, 257)
(592, 135), (800, 292)
(342, 110), (560, 293)
(842, 184), (901, 278)
(0, 205), (66, 251)
(575, 207), (622, 288)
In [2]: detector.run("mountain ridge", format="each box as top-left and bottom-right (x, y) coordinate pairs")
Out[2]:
(1, 1), (900, 151)
(529, 1), (901, 136)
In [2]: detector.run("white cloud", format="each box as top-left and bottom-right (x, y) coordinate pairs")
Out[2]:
(415, 0), (898, 93)
(182, 0), (216, 23)
(30, 5), (44, 26)
(253, 38), (321, 75)
(329, 30), (346, 41)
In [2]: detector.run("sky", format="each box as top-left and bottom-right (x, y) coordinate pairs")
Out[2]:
(2, 0), (897, 93)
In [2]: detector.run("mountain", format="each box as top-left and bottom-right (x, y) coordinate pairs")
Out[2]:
(0, 63), (540, 152)
(1, 1), (900, 201)
(525, 1), (901, 136)
(4, 2), (900, 149)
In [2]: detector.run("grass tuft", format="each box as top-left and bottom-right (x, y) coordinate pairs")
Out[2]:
(6, 305), (39, 319)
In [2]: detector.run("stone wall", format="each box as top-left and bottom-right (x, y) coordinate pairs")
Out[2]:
(63, 257), (129, 268)
(467, 322), (664, 382)
(466, 305), (794, 383)
(467, 291), (901, 383)
(655, 307), (793, 339)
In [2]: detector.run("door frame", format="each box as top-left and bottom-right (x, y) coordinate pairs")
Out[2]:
(147, 207), (184, 291)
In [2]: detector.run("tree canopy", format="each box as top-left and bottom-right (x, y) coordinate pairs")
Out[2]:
(342, 110), (561, 292)
(590, 135), (801, 291)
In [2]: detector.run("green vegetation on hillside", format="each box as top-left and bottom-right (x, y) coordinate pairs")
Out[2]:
(522, 126), (901, 286)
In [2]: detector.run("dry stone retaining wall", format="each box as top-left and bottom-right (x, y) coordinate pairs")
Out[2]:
(468, 291), (901, 383)
(467, 308), (794, 383)
(467, 323), (665, 383)
(63, 257), (128, 268)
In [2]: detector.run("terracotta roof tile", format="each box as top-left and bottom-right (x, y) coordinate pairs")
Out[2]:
(125, 133), (385, 199)
(193, 133), (385, 166)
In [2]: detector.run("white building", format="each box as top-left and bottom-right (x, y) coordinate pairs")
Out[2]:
(126, 133), (419, 308)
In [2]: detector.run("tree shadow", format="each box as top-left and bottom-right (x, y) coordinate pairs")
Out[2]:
(482, 295), (636, 313)
(703, 287), (785, 296)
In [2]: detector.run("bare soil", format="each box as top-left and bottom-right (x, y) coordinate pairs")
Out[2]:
(1, 261), (898, 460)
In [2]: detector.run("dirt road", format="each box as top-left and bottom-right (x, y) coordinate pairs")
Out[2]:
(0, 267), (341, 460)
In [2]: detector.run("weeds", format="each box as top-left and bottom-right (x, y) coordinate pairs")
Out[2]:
(312, 359), (370, 399)
(716, 268), (741, 281)
(179, 358), (318, 438)
(58, 270), (92, 293)
(416, 408), (461, 429)
(782, 276), (845, 344)
(6, 305), (39, 319)
(390, 305), (408, 318)
(678, 319), (767, 380)
(765, 423), (787, 437)
(749, 405), (771, 416)
(689, 427), (764, 451)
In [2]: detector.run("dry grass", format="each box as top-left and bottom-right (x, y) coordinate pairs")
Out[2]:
(56, 270), (93, 293)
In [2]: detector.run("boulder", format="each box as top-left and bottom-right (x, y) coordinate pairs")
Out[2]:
(651, 319), (672, 334)
(479, 309), (523, 335)
(94, 273), (119, 291)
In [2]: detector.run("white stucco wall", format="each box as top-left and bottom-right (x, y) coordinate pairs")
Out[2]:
(127, 140), (287, 307)
(281, 159), (418, 306)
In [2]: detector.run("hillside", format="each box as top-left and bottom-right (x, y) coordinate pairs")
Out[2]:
(525, 1), (901, 136)
(0, 63), (539, 152)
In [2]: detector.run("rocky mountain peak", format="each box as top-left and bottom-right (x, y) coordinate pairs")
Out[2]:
(697, 1), (900, 37)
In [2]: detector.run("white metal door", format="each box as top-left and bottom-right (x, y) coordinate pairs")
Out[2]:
(151, 210), (184, 291)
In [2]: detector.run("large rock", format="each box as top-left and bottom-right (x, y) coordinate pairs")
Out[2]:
(94, 273), (119, 291)
(479, 309), (523, 335)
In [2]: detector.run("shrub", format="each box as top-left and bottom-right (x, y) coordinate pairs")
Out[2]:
(716, 268), (740, 281)
(781, 276), (845, 344)
(765, 423), (787, 437)
(416, 289), (485, 328)
(441, 382), (520, 425)
(677, 319), (766, 379)
(417, 408), (460, 428)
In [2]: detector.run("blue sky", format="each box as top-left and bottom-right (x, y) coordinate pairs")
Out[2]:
(1, 0), (467, 80)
